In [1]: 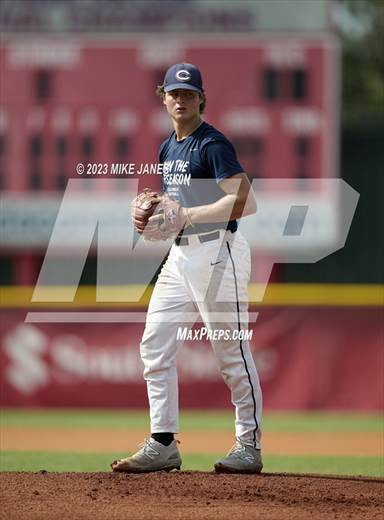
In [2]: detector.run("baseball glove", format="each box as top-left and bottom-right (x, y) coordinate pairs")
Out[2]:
(131, 188), (162, 234)
(131, 189), (187, 241)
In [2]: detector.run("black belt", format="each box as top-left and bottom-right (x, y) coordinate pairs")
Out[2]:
(175, 230), (220, 246)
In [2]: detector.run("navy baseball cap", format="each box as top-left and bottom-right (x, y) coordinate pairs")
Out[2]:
(163, 63), (203, 93)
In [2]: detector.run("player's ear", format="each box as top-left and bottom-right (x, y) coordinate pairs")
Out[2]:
(199, 92), (206, 112)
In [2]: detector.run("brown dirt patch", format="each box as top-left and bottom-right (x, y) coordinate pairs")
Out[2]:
(2, 427), (381, 457)
(1, 471), (383, 520)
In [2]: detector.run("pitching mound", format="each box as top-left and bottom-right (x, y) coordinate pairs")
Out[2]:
(1, 471), (383, 519)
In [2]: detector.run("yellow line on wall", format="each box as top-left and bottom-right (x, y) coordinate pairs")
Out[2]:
(0, 284), (383, 308)
(251, 284), (384, 306)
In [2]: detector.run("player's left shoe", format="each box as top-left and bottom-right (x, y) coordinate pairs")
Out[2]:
(214, 439), (263, 474)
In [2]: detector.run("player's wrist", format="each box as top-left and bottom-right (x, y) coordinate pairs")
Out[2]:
(181, 207), (195, 229)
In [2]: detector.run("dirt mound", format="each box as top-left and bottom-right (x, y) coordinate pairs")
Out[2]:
(1, 471), (383, 519)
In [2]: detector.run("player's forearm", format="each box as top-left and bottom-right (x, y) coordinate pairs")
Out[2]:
(186, 192), (256, 226)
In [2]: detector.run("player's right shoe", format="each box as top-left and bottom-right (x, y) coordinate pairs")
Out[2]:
(214, 439), (263, 474)
(111, 438), (181, 473)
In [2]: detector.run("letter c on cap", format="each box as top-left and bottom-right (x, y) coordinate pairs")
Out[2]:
(176, 70), (191, 81)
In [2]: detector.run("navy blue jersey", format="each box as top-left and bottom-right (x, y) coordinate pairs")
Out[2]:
(159, 122), (243, 235)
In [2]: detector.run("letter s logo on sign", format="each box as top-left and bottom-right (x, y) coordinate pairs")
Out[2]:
(3, 324), (49, 394)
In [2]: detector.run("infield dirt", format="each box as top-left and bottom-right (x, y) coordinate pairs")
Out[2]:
(1, 471), (383, 519)
(2, 424), (383, 518)
(2, 427), (381, 456)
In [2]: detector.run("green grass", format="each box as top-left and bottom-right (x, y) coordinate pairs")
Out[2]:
(0, 451), (382, 477)
(1, 409), (383, 432)
(1, 409), (383, 477)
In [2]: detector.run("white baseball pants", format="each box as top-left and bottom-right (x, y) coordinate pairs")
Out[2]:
(140, 230), (262, 448)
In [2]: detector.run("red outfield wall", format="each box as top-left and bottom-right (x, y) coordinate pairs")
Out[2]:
(0, 307), (382, 410)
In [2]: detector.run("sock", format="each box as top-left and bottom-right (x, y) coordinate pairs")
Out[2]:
(151, 432), (174, 446)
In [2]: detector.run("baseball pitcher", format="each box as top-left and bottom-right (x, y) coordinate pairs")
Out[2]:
(111, 63), (263, 474)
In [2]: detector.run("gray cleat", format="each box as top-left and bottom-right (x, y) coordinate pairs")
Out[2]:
(214, 439), (263, 474)
(111, 438), (181, 473)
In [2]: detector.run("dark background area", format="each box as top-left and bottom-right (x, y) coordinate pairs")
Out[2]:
(284, 118), (383, 283)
